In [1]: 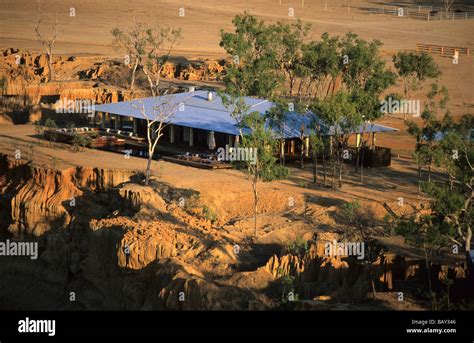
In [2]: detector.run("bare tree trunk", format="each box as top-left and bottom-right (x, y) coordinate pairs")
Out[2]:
(418, 165), (422, 192)
(466, 227), (472, 252)
(360, 144), (365, 184)
(323, 154), (327, 187)
(423, 244), (435, 310)
(313, 150), (318, 184)
(131, 58), (139, 90)
(48, 50), (54, 82)
(338, 151), (343, 188)
(252, 172), (258, 239)
(355, 145), (359, 173)
(300, 139), (304, 169)
(145, 152), (152, 185)
(280, 137), (284, 166)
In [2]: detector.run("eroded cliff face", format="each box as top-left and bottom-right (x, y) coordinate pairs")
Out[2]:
(0, 155), (470, 310)
(0, 154), (135, 237)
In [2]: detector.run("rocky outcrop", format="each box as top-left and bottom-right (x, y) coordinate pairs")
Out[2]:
(263, 233), (369, 302)
(142, 260), (255, 310)
(0, 155), (470, 311)
(0, 154), (135, 237)
(175, 59), (225, 81)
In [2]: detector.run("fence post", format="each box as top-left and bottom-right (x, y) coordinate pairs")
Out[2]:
(427, 13), (430, 21)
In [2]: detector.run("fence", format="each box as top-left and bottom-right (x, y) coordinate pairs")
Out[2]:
(366, 7), (474, 21)
(416, 43), (470, 57)
(428, 11), (474, 20)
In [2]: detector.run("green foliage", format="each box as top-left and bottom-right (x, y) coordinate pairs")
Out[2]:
(341, 200), (362, 224)
(279, 274), (300, 304)
(406, 83), (450, 181)
(300, 32), (340, 88)
(285, 235), (308, 258)
(340, 32), (396, 95)
(393, 51), (441, 97)
(240, 110), (283, 181)
(202, 205), (218, 224)
(397, 111), (472, 252)
(220, 15), (395, 102)
(309, 129), (324, 154)
(311, 91), (360, 131)
(395, 213), (451, 249)
(44, 118), (57, 129)
(219, 12), (284, 97)
(71, 134), (91, 151)
(261, 163), (290, 181)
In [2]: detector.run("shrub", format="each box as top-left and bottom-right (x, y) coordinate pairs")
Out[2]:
(285, 235), (308, 258)
(71, 134), (91, 151)
(202, 205), (218, 223)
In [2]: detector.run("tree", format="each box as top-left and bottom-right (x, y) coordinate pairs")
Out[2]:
(34, 15), (61, 82)
(111, 20), (148, 90)
(341, 200), (379, 299)
(393, 51), (440, 118)
(111, 20), (181, 94)
(426, 114), (473, 252)
(350, 88), (383, 182)
(394, 211), (445, 309)
(266, 99), (289, 166)
(219, 13), (284, 97)
(141, 25), (182, 96)
(71, 134), (91, 152)
(444, 0), (455, 13)
(240, 110), (280, 239)
(400, 109), (471, 256)
(220, 92), (288, 238)
(339, 33), (396, 94)
(298, 33), (340, 100)
(271, 20), (310, 97)
(311, 91), (360, 188)
(308, 126), (325, 185)
(34, 120), (43, 144)
(131, 96), (178, 185)
(406, 83), (449, 186)
(44, 118), (57, 148)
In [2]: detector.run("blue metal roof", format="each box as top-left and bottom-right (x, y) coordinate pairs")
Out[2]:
(94, 90), (398, 139)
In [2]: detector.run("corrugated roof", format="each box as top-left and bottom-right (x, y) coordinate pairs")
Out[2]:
(94, 90), (398, 138)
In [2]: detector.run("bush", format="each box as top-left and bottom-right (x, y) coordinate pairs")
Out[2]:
(285, 235), (308, 258)
(44, 118), (57, 129)
(260, 164), (290, 181)
(202, 205), (218, 223)
(71, 134), (91, 151)
(341, 200), (362, 224)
